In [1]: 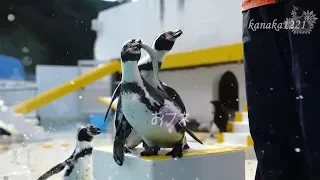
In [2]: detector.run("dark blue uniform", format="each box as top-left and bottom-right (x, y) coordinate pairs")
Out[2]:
(243, 1), (320, 179)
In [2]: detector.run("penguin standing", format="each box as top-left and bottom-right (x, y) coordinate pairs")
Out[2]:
(105, 30), (188, 165)
(210, 100), (230, 133)
(117, 39), (202, 159)
(37, 125), (101, 180)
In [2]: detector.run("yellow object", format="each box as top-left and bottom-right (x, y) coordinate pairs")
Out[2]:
(160, 43), (243, 70)
(244, 103), (248, 112)
(226, 122), (233, 132)
(216, 133), (224, 143)
(97, 145), (243, 161)
(99, 97), (118, 111)
(42, 145), (53, 149)
(235, 112), (243, 122)
(60, 143), (70, 147)
(140, 147), (243, 161)
(14, 60), (121, 114)
(247, 135), (254, 147)
(14, 43), (243, 114)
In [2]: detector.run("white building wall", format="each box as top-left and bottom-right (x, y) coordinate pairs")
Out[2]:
(159, 63), (246, 123)
(93, 0), (242, 61)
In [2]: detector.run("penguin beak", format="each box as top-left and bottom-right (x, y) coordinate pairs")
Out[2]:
(172, 30), (183, 38)
(131, 39), (142, 50)
(89, 127), (101, 135)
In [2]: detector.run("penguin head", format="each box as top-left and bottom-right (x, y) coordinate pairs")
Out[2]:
(77, 124), (101, 142)
(121, 39), (142, 62)
(210, 100), (222, 108)
(153, 29), (183, 51)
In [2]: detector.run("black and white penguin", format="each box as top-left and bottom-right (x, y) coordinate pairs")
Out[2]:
(210, 100), (230, 133)
(117, 39), (202, 159)
(105, 30), (188, 165)
(105, 29), (185, 128)
(37, 125), (101, 180)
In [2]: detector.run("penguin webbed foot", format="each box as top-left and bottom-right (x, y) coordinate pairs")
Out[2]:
(166, 143), (183, 158)
(123, 147), (131, 153)
(140, 146), (160, 156)
(183, 143), (190, 150)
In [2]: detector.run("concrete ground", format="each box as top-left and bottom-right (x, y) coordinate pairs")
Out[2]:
(0, 125), (257, 180)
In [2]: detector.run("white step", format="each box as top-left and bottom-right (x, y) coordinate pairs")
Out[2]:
(0, 107), (53, 143)
(205, 142), (256, 160)
(228, 121), (250, 133)
(24, 118), (40, 125)
(93, 142), (245, 180)
(216, 132), (253, 147)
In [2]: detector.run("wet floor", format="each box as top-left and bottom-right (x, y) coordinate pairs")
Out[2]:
(0, 123), (257, 180)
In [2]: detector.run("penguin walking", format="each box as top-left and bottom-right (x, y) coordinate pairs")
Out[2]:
(117, 39), (202, 159)
(37, 125), (101, 180)
(105, 30), (188, 165)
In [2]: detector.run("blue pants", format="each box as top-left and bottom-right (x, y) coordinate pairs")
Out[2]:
(243, 2), (320, 180)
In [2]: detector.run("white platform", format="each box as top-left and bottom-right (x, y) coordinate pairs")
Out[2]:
(229, 122), (250, 133)
(93, 142), (245, 180)
(0, 107), (53, 143)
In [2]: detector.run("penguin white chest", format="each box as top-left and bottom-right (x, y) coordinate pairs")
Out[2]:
(121, 93), (152, 127)
(64, 156), (92, 180)
(122, 93), (184, 147)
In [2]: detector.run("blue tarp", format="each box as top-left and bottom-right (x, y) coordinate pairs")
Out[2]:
(0, 55), (25, 80)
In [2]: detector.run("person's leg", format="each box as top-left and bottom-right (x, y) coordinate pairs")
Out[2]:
(243, 3), (308, 180)
(288, 3), (320, 180)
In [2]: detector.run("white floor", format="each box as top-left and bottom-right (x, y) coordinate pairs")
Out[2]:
(0, 131), (257, 180)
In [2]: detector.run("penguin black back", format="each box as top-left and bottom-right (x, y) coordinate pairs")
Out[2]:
(211, 100), (230, 132)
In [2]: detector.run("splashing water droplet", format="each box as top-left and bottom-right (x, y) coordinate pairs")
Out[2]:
(7, 14), (15, 21)
(22, 56), (32, 66)
(22, 47), (29, 53)
(1, 106), (8, 112)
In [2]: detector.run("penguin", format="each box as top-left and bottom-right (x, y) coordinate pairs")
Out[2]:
(210, 100), (230, 133)
(105, 30), (188, 165)
(37, 124), (101, 180)
(117, 39), (202, 159)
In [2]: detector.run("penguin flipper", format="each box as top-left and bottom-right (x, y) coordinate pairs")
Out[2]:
(37, 162), (67, 180)
(114, 98), (122, 130)
(141, 43), (157, 63)
(104, 83), (121, 122)
(113, 117), (132, 166)
(160, 81), (187, 114)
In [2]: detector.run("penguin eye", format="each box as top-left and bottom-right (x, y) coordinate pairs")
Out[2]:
(161, 34), (166, 38)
